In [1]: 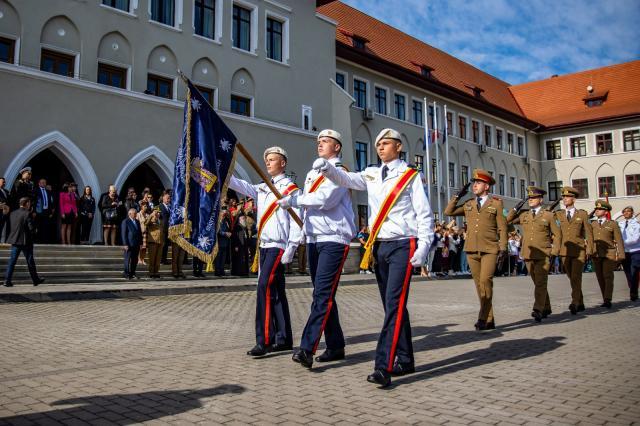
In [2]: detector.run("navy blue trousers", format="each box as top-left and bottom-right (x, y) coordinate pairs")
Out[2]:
(623, 251), (640, 296)
(123, 245), (140, 277)
(300, 242), (349, 353)
(255, 247), (292, 347)
(373, 238), (416, 371)
(4, 245), (39, 284)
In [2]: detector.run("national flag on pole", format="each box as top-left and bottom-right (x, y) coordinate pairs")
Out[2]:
(169, 77), (238, 271)
(442, 109), (448, 144)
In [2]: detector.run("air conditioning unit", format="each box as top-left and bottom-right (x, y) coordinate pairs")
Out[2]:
(480, 145), (487, 153)
(363, 107), (374, 120)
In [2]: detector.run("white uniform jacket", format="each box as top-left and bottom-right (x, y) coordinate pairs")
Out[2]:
(229, 174), (303, 250)
(297, 157), (356, 246)
(322, 158), (434, 249)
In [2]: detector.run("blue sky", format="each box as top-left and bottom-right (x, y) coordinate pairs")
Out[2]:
(341, 0), (640, 85)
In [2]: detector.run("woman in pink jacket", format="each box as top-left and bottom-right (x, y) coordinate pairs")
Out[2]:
(59, 182), (78, 245)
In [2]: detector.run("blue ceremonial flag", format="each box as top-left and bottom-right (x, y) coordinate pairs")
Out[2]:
(169, 77), (238, 271)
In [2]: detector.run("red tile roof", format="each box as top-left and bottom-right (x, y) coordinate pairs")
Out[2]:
(316, 1), (526, 117)
(508, 60), (640, 129)
(317, 1), (640, 130)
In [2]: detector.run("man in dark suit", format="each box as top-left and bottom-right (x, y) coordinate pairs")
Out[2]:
(159, 191), (171, 264)
(121, 208), (143, 279)
(215, 209), (232, 276)
(4, 197), (45, 287)
(0, 177), (9, 243)
(35, 178), (56, 243)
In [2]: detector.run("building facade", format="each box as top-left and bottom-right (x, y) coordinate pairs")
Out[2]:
(1, 0), (638, 243)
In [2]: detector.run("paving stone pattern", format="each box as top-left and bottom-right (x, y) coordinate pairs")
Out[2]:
(0, 272), (638, 425)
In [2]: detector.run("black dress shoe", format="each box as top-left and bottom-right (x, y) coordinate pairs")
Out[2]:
(247, 344), (269, 356)
(601, 300), (612, 308)
(630, 293), (638, 301)
(532, 310), (542, 323)
(3, 282), (13, 287)
(542, 309), (552, 318)
(485, 320), (495, 330)
(315, 348), (345, 362)
(475, 319), (487, 331)
(269, 343), (293, 353)
(569, 304), (577, 315)
(577, 304), (585, 312)
(390, 362), (415, 376)
(291, 349), (313, 368)
(366, 369), (391, 388)
(33, 278), (45, 286)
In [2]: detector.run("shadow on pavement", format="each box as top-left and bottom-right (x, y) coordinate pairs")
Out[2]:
(392, 336), (565, 387)
(0, 384), (245, 425)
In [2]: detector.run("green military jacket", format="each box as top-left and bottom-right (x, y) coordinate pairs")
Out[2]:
(592, 219), (625, 261)
(444, 195), (507, 254)
(506, 208), (561, 260)
(555, 208), (594, 257)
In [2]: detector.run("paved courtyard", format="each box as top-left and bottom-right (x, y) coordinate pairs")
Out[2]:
(0, 271), (638, 425)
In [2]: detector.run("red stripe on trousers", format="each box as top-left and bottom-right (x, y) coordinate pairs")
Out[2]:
(387, 238), (416, 372)
(312, 245), (350, 354)
(264, 249), (284, 346)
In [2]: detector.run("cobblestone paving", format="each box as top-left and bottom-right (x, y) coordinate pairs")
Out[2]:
(0, 272), (638, 425)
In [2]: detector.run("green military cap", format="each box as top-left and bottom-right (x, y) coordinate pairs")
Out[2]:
(594, 199), (612, 211)
(471, 168), (495, 185)
(527, 186), (546, 198)
(561, 186), (580, 197)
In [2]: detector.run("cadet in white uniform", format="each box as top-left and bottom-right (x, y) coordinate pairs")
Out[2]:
(229, 146), (303, 357)
(313, 128), (434, 388)
(277, 129), (356, 369)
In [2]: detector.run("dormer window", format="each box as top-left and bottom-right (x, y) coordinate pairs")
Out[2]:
(352, 36), (367, 49)
(464, 83), (484, 98)
(583, 89), (608, 108)
(411, 61), (434, 78)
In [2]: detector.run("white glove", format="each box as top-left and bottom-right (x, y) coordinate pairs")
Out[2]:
(312, 158), (329, 172)
(281, 245), (298, 264)
(409, 243), (428, 267)
(276, 194), (298, 209)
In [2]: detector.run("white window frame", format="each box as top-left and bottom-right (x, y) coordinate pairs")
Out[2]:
(146, 70), (178, 100)
(40, 44), (80, 79)
(352, 74), (369, 110)
(194, 84), (219, 109)
(100, 0), (139, 16)
(373, 84), (389, 116)
(471, 119), (481, 144)
(192, 0), (223, 43)
(516, 134), (525, 157)
(618, 126), (640, 152)
(483, 122), (493, 146)
(393, 90), (408, 121)
(231, 0), (258, 55)
(148, 0), (183, 30)
(0, 33), (20, 65)
(301, 105), (312, 130)
(411, 96), (424, 125)
(335, 69), (347, 91)
(230, 91), (254, 117)
(544, 137), (562, 160)
(506, 131), (515, 154)
(445, 108), (456, 137)
(568, 133), (588, 158)
(96, 58), (132, 91)
(495, 126), (504, 150)
(265, 10), (289, 64)
(458, 113), (469, 141)
(593, 131), (614, 155)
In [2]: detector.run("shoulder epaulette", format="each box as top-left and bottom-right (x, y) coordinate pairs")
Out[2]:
(491, 195), (502, 201)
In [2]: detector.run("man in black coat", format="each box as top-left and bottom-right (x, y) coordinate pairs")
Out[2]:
(3, 197), (44, 287)
(35, 178), (56, 243)
(0, 177), (9, 243)
(214, 209), (232, 276)
(121, 208), (143, 279)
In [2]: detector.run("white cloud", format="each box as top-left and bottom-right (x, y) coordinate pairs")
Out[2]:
(341, 0), (640, 84)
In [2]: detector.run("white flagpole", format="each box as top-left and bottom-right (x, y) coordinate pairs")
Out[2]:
(423, 97), (431, 199)
(434, 100), (442, 220)
(444, 104), (451, 204)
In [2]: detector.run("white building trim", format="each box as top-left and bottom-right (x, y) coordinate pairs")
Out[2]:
(114, 145), (174, 192)
(4, 131), (102, 243)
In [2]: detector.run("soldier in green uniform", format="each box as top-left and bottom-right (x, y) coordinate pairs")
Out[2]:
(591, 200), (625, 308)
(444, 169), (507, 331)
(507, 187), (562, 322)
(555, 187), (594, 314)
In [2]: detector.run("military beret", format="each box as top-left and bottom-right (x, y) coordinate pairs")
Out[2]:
(471, 168), (495, 186)
(375, 128), (402, 144)
(263, 146), (288, 162)
(317, 129), (342, 145)
(19, 166), (32, 174)
(594, 199), (612, 211)
(527, 186), (546, 198)
(561, 186), (579, 197)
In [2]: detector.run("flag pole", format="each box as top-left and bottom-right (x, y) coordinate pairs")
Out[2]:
(423, 97), (431, 199)
(434, 101), (442, 220)
(235, 143), (303, 227)
(444, 104), (451, 204)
